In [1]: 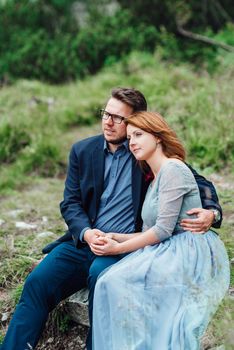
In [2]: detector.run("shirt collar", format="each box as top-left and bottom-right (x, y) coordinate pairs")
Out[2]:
(104, 139), (129, 154)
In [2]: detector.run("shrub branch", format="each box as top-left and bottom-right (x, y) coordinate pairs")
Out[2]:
(177, 24), (234, 52)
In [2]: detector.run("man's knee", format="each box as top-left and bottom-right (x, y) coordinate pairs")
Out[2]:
(88, 261), (103, 286)
(88, 256), (119, 288)
(21, 268), (46, 301)
(22, 254), (57, 303)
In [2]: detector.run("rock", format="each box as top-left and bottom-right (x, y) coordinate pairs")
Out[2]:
(37, 231), (55, 239)
(227, 214), (234, 224)
(4, 235), (15, 256)
(8, 209), (24, 217)
(47, 337), (54, 344)
(47, 97), (55, 106)
(42, 216), (48, 223)
(228, 287), (234, 300)
(1, 312), (9, 322)
(209, 346), (225, 350)
(28, 96), (55, 108)
(66, 288), (89, 327)
(201, 332), (216, 350)
(77, 337), (83, 345)
(15, 221), (37, 229)
(0, 219), (5, 226)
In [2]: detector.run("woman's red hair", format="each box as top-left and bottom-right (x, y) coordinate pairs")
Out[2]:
(125, 111), (186, 172)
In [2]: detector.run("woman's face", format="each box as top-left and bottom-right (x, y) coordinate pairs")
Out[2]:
(127, 124), (158, 161)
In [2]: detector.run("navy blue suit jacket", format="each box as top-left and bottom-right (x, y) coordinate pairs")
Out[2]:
(59, 135), (149, 248)
(43, 134), (222, 253)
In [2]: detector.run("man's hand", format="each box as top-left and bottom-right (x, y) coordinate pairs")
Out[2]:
(84, 229), (105, 246)
(90, 237), (120, 256)
(180, 208), (215, 233)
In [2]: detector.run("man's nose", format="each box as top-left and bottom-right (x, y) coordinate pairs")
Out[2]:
(105, 115), (114, 125)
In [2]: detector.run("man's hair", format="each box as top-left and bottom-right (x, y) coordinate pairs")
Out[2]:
(111, 87), (147, 112)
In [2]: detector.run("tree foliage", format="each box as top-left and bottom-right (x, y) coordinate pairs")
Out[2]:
(0, 0), (233, 83)
(118, 0), (234, 31)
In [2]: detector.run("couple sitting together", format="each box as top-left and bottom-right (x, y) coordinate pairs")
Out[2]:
(1, 88), (229, 350)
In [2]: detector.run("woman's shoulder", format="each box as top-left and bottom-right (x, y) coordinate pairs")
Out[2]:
(159, 159), (195, 183)
(161, 159), (189, 172)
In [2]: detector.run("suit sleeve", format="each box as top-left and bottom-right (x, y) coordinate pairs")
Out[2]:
(187, 164), (223, 228)
(60, 144), (91, 247)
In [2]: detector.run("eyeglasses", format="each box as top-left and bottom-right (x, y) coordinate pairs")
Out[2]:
(100, 109), (125, 124)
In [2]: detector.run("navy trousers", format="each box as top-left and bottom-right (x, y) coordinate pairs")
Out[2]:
(0, 240), (122, 350)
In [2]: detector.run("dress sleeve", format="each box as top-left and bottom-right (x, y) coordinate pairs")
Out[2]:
(152, 162), (192, 242)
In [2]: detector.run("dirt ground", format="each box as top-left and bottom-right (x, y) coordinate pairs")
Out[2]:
(0, 171), (233, 349)
(37, 323), (88, 350)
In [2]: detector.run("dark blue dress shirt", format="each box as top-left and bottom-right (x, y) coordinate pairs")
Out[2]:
(80, 140), (135, 240)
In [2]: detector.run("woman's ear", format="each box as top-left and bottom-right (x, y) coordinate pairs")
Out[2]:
(155, 137), (161, 144)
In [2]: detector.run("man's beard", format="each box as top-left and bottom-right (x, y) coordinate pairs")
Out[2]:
(107, 136), (127, 146)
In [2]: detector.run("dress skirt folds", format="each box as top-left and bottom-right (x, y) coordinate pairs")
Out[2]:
(92, 230), (230, 350)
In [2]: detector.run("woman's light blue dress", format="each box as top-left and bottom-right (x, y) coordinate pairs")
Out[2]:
(93, 161), (230, 350)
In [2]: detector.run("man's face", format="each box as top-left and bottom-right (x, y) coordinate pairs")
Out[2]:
(102, 98), (133, 147)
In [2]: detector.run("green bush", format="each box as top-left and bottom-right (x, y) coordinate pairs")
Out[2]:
(0, 1), (234, 83)
(0, 50), (233, 195)
(0, 3), (159, 83)
(0, 29), (84, 83)
(0, 122), (31, 164)
(22, 139), (64, 177)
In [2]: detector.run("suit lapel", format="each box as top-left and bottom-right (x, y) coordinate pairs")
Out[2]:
(92, 137), (105, 211)
(132, 156), (144, 223)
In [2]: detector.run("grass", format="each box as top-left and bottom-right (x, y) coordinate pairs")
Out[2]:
(0, 50), (234, 195)
(218, 188), (234, 287)
(0, 52), (233, 347)
(0, 124), (233, 347)
(0, 124), (96, 344)
(201, 175), (234, 349)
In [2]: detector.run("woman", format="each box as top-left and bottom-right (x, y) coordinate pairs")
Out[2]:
(91, 111), (230, 350)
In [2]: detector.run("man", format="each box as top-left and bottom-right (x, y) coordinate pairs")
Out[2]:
(1, 88), (222, 350)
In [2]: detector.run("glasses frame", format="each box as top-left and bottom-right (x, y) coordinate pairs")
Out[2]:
(100, 109), (125, 124)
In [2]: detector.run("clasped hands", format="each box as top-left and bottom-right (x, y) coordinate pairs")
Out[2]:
(84, 208), (215, 256)
(84, 229), (119, 256)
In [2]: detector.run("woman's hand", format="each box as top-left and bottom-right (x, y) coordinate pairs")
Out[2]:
(84, 229), (106, 246)
(90, 236), (120, 256)
(105, 233), (114, 239)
